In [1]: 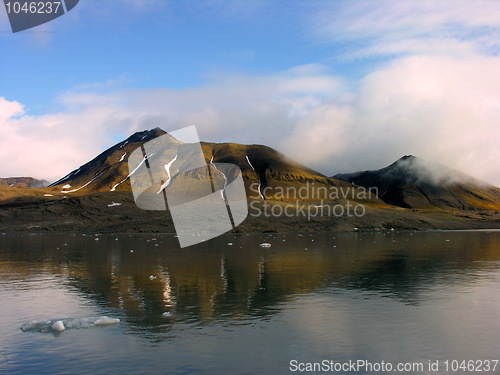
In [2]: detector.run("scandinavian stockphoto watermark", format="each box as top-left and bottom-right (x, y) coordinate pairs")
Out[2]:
(129, 126), (377, 246)
(3, 0), (79, 33)
(248, 182), (377, 221)
(128, 126), (248, 248)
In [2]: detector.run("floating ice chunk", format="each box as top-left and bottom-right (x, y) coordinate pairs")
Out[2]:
(149, 275), (156, 280)
(63, 184), (71, 189)
(44, 194), (53, 197)
(260, 243), (271, 248)
(20, 316), (120, 333)
(20, 320), (52, 333)
(94, 317), (120, 325)
(107, 202), (122, 207)
(51, 320), (65, 332)
(162, 312), (174, 318)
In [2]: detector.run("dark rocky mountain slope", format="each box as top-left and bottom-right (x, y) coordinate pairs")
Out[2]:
(334, 155), (500, 211)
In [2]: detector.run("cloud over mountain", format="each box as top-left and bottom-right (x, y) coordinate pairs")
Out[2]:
(1, 1), (499, 186)
(1, 54), (500, 186)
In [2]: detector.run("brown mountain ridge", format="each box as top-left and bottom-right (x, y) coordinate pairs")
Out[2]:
(334, 155), (500, 211)
(0, 128), (498, 233)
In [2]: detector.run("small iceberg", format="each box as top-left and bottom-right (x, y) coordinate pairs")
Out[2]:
(51, 320), (65, 332)
(20, 316), (120, 333)
(260, 242), (272, 248)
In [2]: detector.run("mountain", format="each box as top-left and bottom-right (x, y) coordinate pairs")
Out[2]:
(334, 155), (500, 210)
(0, 177), (50, 188)
(200, 142), (355, 200)
(49, 127), (169, 193)
(0, 136), (499, 234)
(49, 128), (355, 200)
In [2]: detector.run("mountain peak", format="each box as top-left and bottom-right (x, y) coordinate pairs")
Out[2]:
(49, 128), (168, 187)
(399, 155), (416, 161)
(151, 127), (166, 136)
(391, 155), (417, 166)
(126, 128), (166, 143)
(334, 156), (500, 210)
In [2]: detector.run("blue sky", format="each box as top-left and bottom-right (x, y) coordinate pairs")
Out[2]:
(1, 0), (500, 185)
(2, 1), (343, 111)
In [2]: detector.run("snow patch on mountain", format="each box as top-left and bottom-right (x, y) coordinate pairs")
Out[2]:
(246, 155), (264, 199)
(61, 172), (103, 193)
(111, 153), (154, 192)
(51, 168), (81, 186)
(157, 154), (179, 193)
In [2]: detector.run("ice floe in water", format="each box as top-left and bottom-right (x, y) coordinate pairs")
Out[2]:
(20, 316), (120, 333)
(51, 320), (65, 332)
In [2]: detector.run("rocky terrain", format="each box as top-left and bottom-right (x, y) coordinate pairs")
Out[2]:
(335, 155), (500, 211)
(0, 128), (498, 234)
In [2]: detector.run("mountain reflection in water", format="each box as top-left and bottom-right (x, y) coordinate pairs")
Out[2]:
(2, 232), (499, 329)
(1, 231), (499, 375)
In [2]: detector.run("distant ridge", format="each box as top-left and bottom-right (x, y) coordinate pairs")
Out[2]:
(0, 177), (49, 188)
(334, 155), (500, 210)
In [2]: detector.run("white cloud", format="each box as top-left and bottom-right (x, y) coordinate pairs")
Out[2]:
(280, 55), (500, 185)
(1, 1), (499, 187)
(308, 0), (500, 58)
(0, 96), (123, 182)
(1, 56), (500, 186)
(0, 66), (344, 182)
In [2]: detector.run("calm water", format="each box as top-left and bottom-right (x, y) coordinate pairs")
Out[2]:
(0, 231), (499, 375)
